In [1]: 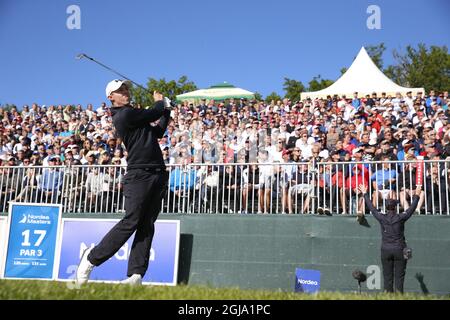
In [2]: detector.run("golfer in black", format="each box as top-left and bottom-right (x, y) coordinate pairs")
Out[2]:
(76, 79), (171, 285)
(358, 184), (421, 293)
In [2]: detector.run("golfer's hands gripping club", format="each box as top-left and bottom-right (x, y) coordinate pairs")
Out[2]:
(153, 91), (163, 102)
(153, 91), (174, 110)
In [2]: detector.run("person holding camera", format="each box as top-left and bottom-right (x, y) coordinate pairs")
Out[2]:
(76, 79), (172, 285)
(357, 183), (421, 293)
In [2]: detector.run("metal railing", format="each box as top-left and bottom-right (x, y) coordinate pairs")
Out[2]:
(1, 160), (449, 215)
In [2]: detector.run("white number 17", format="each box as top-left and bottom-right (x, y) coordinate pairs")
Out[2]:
(21, 230), (47, 247)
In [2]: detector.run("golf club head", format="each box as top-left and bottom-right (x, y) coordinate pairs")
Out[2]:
(75, 53), (86, 60)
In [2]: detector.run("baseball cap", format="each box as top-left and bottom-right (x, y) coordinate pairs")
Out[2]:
(105, 79), (130, 97)
(352, 148), (363, 155)
(282, 149), (290, 157)
(329, 150), (339, 157)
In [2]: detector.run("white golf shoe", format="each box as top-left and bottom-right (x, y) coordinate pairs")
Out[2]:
(76, 247), (94, 285)
(121, 274), (142, 285)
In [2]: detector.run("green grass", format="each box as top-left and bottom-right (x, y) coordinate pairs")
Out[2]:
(0, 280), (448, 300)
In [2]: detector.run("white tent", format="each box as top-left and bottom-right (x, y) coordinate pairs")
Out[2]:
(176, 82), (254, 103)
(300, 47), (424, 100)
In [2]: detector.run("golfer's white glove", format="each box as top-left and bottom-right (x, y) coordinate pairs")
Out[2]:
(163, 97), (173, 110)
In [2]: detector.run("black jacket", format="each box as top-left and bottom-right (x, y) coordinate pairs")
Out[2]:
(363, 193), (419, 250)
(111, 101), (170, 169)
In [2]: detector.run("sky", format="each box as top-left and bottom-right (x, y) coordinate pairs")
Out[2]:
(1, 0), (449, 108)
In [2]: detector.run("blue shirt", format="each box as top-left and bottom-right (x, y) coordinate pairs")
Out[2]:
(40, 169), (64, 191)
(170, 167), (197, 192)
(352, 98), (360, 109)
(371, 169), (397, 189)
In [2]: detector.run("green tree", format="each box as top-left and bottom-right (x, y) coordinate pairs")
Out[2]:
(265, 92), (282, 104)
(384, 44), (450, 92)
(130, 76), (197, 107)
(307, 75), (334, 92)
(0, 104), (17, 119)
(253, 91), (263, 101)
(282, 77), (305, 101)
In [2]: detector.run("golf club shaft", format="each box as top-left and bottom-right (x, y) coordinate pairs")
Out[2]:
(78, 54), (149, 92)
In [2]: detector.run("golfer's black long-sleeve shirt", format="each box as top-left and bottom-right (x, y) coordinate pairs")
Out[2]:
(111, 101), (170, 169)
(363, 193), (419, 250)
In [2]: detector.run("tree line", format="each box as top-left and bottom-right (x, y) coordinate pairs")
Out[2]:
(2, 43), (448, 112)
(129, 43), (448, 105)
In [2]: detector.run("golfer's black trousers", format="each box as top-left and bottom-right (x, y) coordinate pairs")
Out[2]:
(381, 248), (407, 293)
(88, 169), (168, 277)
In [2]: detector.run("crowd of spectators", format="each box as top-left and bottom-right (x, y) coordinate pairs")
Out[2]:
(1, 90), (449, 168)
(1, 90), (449, 214)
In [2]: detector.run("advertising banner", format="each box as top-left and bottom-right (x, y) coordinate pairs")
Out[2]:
(2, 203), (62, 279)
(57, 219), (180, 285)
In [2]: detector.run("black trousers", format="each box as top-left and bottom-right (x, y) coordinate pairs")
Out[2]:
(88, 169), (168, 277)
(381, 248), (407, 293)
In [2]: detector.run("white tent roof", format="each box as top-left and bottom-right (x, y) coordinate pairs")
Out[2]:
(301, 47), (424, 100)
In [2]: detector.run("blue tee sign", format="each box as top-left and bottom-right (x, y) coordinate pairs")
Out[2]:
(295, 268), (321, 293)
(58, 219), (180, 285)
(2, 203), (62, 279)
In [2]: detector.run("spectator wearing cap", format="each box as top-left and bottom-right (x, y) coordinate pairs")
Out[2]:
(374, 138), (397, 161)
(42, 145), (55, 166)
(352, 147), (364, 162)
(358, 133), (370, 147)
(6, 155), (16, 167)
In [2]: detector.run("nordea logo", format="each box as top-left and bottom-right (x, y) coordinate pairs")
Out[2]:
(295, 268), (321, 293)
(298, 279), (319, 286)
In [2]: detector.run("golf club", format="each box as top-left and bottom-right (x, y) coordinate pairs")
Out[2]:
(76, 53), (175, 107)
(76, 53), (149, 92)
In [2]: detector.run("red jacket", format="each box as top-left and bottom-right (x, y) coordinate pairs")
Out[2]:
(345, 164), (370, 190)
